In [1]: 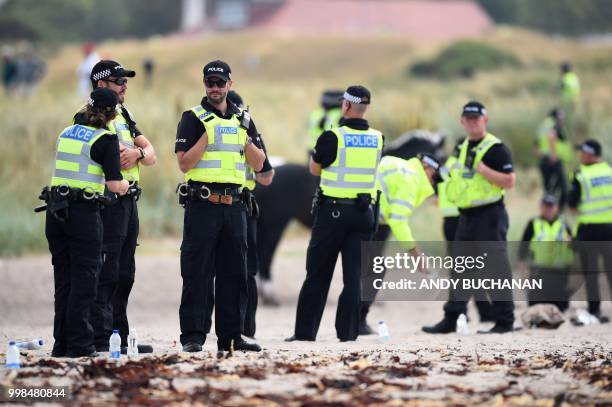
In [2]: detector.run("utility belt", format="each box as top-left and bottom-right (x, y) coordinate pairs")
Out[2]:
(311, 189), (374, 214)
(34, 185), (113, 222)
(122, 181), (142, 201)
(176, 182), (259, 218)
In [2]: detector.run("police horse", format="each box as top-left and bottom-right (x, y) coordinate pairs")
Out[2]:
(254, 130), (446, 304)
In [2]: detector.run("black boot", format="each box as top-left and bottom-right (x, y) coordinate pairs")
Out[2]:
(218, 337), (262, 352)
(422, 318), (456, 334)
(358, 320), (375, 335)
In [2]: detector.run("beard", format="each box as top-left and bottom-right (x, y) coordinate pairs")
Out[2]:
(206, 89), (227, 105)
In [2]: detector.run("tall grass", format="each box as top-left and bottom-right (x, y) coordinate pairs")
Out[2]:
(1, 29), (611, 255)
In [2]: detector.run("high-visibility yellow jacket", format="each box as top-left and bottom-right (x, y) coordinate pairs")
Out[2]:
(377, 156), (434, 249)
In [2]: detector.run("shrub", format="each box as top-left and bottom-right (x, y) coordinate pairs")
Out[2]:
(410, 41), (521, 79)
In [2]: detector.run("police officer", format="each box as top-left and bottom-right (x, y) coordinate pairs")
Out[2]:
(45, 88), (129, 357)
(536, 108), (571, 210)
(560, 61), (580, 106)
(202, 90), (275, 339)
(423, 101), (516, 334)
(79, 60), (157, 354)
(568, 140), (612, 323)
(360, 153), (439, 332)
(519, 194), (573, 311)
(438, 140), (494, 323)
(286, 85), (383, 342)
(175, 60), (266, 352)
(308, 90), (344, 151)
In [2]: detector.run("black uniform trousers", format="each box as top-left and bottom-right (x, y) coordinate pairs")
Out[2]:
(179, 199), (248, 346)
(294, 201), (374, 341)
(538, 158), (568, 210)
(46, 201), (103, 357)
(90, 195), (138, 348)
(444, 215), (493, 321)
(443, 203), (515, 326)
(203, 213), (259, 337)
(359, 224), (390, 324)
(576, 223), (612, 315)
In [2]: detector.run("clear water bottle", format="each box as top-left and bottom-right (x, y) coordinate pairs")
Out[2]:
(6, 341), (20, 369)
(127, 329), (138, 358)
(456, 313), (469, 335)
(377, 321), (390, 340)
(16, 339), (44, 350)
(109, 330), (121, 360)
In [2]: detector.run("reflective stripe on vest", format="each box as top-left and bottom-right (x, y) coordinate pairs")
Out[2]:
(51, 125), (107, 193)
(446, 133), (505, 209)
(185, 105), (247, 185)
(245, 165), (256, 190)
(320, 126), (383, 198)
(576, 162), (612, 224)
(530, 218), (573, 268)
(108, 107), (140, 182)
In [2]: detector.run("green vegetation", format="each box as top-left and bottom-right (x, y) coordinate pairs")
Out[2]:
(1, 30), (611, 255)
(478, 0), (612, 36)
(410, 41), (521, 79)
(0, 0), (180, 42)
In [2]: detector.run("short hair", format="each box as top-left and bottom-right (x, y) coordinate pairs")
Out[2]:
(347, 101), (368, 115)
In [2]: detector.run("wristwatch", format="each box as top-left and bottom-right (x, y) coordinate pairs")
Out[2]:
(245, 137), (253, 146)
(138, 147), (145, 160)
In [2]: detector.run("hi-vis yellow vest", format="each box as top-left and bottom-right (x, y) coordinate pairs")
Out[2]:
(309, 107), (342, 149)
(186, 105), (248, 185)
(108, 107), (140, 182)
(376, 156), (435, 248)
(537, 117), (572, 164)
(438, 155), (460, 217)
(245, 165), (256, 190)
(576, 162), (612, 225)
(445, 133), (505, 209)
(320, 126), (383, 198)
(51, 124), (108, 194)
(529, 217), (573, 268)
(561, 72), (580, 104)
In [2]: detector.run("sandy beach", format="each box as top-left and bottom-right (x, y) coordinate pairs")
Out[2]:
(1, 236), (610, 405)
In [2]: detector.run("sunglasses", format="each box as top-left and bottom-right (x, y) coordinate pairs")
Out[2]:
(205, 78), (227, 88)
(104, 77), (128, 85)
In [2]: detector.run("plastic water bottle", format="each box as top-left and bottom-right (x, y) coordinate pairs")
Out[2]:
(127, 329), (138, 358)
(377, 321), (390, 341)
(109, 330), (121, 360)
(16, 339), (44, 350)
(456, 313), (469, 335)
(6, 341), (20, 369)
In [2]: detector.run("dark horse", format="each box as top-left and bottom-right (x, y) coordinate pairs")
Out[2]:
(254, 130), (446, 299)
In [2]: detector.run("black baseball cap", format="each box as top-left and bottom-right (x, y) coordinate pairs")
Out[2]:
(341, 85), (371, 104)
(321, 90), (344, 109)
(88, 88), (118, 112)
(203, 60), (232, 81)
(461, 101), (487, 117)
(576, 139), (602, 156)
(541, 194), (558, 206)
(90, 60), (135, 84)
